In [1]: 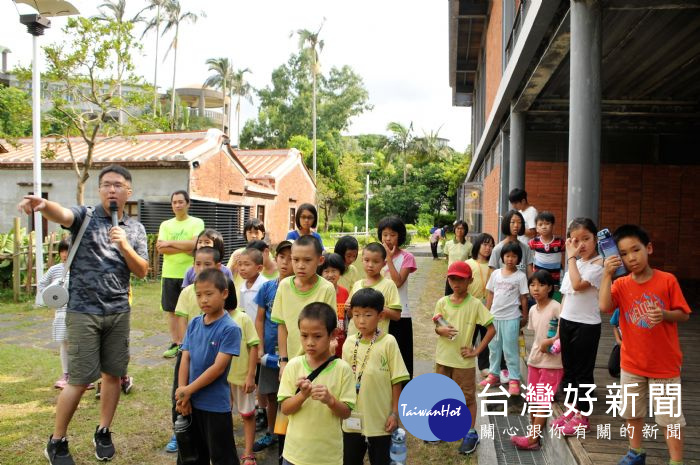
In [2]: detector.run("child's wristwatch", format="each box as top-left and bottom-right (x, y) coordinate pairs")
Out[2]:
(278, 357), (289, 367)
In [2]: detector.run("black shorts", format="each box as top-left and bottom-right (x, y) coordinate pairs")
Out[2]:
(161, 278), (184, 312)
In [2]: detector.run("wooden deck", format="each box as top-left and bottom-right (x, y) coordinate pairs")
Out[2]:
(551, 282), (700, 465)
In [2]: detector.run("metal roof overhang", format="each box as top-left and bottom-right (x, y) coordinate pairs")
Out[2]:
(449, 0), (487, 107)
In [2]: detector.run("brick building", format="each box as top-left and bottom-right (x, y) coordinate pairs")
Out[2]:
(449, 0), (700, 280)
(0, 129), (316, 245)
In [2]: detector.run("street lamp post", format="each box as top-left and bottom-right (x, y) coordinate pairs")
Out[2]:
(16, 0), (79, 288)
(359, 162), (376, 238)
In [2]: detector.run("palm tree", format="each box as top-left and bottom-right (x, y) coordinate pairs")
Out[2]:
(230, 68), (253, 146)
(162, 0), (203, 130)
(94, 0), (143, 124)
(386, 121), (414, 184)
(294, 19), (325, 181)
(203, 57), (234, 134)
(139, 0), (168, 116)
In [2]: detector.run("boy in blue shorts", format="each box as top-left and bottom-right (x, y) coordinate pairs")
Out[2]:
(176, 268), (242, 465)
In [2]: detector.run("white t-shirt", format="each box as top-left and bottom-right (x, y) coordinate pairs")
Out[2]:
(560, 255), (604, 325)
(518, 205), (538, 245)
(240, 273), (268, 321)
(486, 269), (529, 320)
(489, 239), (532, 274)
(382, 250), (417, 318)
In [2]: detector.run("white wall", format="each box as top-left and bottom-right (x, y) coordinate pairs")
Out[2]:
(0, 167), (189, 232)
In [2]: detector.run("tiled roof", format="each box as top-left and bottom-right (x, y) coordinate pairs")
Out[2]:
(233, 149), (293, 177)
(0, 130), (221, 166)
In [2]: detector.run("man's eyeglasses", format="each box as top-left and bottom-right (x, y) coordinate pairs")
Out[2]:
(99, 182), (130, 191)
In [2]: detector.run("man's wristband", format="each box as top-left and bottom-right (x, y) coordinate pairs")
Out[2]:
(280, 357), (289, 363)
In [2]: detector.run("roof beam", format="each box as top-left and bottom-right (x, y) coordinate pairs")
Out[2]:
(604, 0), (700, 9)
(513, 9), (570, 112)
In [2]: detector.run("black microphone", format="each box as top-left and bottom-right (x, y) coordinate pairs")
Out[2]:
(109, 201), (118, 228)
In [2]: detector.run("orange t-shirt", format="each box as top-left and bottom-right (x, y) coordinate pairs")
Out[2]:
(611, 270), (691, 378)
(336, 285), (349, 321)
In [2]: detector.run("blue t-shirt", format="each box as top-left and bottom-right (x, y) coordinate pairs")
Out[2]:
(182, 264), (233, 288)
(182, 313), (241, 413)
(255, 279), (279, 355)
(285, 230), (324, 249)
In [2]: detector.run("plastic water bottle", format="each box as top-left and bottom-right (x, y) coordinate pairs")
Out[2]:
(546, 317), (558, 353)
(389, 427), (407, 464)
(260, 353), (279, 369)
(174, 415), (198, 464)
(597, 228), (627, 277)
(518, 331), (526, 358)
(432, 313), (457, 340)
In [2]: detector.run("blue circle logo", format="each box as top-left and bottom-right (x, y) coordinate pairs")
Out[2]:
(398, 373), (471, 441)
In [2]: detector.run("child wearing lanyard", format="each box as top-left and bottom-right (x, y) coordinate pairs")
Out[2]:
(342, 288), (409, 465)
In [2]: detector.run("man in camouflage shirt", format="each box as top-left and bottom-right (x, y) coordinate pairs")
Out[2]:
(19, 164), (148, 465)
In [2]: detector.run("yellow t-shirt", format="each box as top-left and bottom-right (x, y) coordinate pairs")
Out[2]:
(433, 294), (493, 369)
(341, 333), (409, 437)
(338, 263), (362, 291)
(347, 277), (402, 336)
(270, 276), (337, 358)
(227, 309), (260, 386)
(278, 356), (356, 465)
(158, 216), (204, 278)
(174, 284), (200, 320)
(444, 239), (473, 266)
(466, 258), (491, 301)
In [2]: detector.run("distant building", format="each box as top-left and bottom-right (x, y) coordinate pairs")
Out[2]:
(0, 129), (316, 249)
(449, 0), (700, 280)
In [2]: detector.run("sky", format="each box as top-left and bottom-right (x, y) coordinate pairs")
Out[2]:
(0, 0), (471, 151)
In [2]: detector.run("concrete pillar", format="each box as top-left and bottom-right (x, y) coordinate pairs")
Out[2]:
(567, 0), (601, 224)
(509, 109), (526, 193)
(199, 89), (206, 117)
(499, 131), (510, 240)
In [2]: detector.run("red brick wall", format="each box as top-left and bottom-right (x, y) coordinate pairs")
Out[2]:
(521, 161), (700, 280)
(270, 163), (315, 244)
(189, 150), (246, 202)
(485, 1), (503, 120)
(482, 164), (501, 240)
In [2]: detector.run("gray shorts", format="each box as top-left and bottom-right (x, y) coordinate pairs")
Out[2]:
(258, 364), (280, 396)
(66, 311), (130, 385)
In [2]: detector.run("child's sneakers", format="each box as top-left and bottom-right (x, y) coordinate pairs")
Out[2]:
(458, 430), (479, 455)
(500, 369), (510, 384)
(617, 448), (646, 465)
(253, 432), (277, 452)
(54, 374), (69, 390)
(510, 435), (541, 451)
(165, 434), (178, 453)
(560, 414), (590, 436)
(551, 411), (574, 429)
(121, 376), (133, 394)
(508, 380), (520, 396)
(479, 373), (500, 387)
(45, 436), (75, 465)
(93, 426), (115, 461)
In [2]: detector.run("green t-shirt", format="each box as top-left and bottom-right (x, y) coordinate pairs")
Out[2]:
(347, 277), (402, 336)
(271, 276), (337, 358)
(174, 284), (200, 320)
(433, 294), (493, 369)
(158, 216), (204, 278)
(444, 239), (473, 266)
(341, 333), (409, 436)
(338, 263), (362, 291)
(227, 309), (260, 386)
(278, 356), (356, 465)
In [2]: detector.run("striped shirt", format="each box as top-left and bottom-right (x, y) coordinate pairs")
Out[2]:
(528, 236), (564, 281)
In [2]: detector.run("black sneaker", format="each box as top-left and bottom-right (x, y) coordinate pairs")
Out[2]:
(45, 436), (75, 465)
(120, 376), (133, 394)
(93, 426), (115, 461)
(255, 407), (267, 432)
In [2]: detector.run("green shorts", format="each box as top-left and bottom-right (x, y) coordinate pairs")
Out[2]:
(66, 311), (130, 385)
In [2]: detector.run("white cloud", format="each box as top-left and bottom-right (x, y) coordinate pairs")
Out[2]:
(0, 0), (471, 151)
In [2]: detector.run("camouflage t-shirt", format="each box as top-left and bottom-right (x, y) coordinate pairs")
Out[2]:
(64, 204), (148, 315)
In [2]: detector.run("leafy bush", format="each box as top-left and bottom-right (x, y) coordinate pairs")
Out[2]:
(327, 221), (355, 233)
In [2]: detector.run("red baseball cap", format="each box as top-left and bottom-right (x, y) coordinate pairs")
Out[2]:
(447, 261), (472, 279)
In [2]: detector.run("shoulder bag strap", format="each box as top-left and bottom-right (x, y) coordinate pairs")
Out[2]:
(60, 207), (94, 282)
(295, 355), (338, 394)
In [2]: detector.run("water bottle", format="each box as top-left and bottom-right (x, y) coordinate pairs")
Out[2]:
(261, 353), (279, 369)
(597, 228), (627, 277)
(389, 427), (407, 464)
(432, 313), (457, 340)
(546, 317), (558, 353)
(518, 331), (526, 358)
(174, 415), (198, 464)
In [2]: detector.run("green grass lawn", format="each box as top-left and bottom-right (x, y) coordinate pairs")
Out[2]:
(0, 279), (477, 465)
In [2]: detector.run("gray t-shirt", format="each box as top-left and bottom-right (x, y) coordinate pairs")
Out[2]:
(64, 204), (148, 315)
(489, 239), (532, 274)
